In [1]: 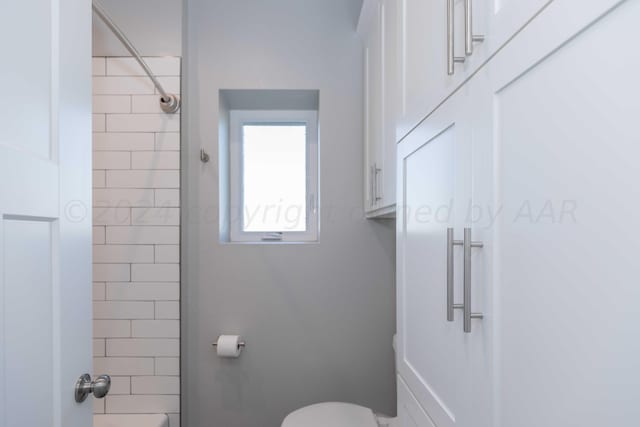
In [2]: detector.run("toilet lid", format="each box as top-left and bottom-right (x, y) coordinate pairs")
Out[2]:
(281, 402), (378, 427)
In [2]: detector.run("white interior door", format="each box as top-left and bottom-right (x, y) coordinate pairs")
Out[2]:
(475, 0), (640, 425)
(397, 87), (473, 427)
(0, 1), (93, 426)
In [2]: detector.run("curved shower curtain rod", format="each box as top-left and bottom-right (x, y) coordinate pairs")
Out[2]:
(92, 0), (180, 114)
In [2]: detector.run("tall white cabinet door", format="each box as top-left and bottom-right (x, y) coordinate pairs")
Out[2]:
(473, 0), (640, 425)
(362, 0), (398, 216)
(0, 1), (92, 427)
(397, 87), (473, 427)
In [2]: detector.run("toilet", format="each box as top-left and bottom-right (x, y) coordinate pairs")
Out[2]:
(281, 402), (396, 427)
(281, 338), (398, 427)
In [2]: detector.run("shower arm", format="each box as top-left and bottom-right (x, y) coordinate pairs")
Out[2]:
(92, 0), (180, 113)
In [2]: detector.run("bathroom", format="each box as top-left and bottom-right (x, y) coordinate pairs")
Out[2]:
(1, 0), (639, 427)
(92, 0), (394, 426)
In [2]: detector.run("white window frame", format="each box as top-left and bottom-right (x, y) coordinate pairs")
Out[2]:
(229, 110), (319, 243)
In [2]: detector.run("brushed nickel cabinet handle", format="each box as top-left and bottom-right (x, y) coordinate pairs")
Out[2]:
(448, 0), (466, 75)
(370, 165), (375, 208)
(374, 163), (382, 202)
(464, 0), (485, 56)
(447, 228), (464, 321)
(463, 228), (484, 333)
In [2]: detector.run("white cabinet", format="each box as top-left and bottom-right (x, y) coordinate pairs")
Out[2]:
(472, 0), (640, 425)
(397, 82), (489, 427)
(397, 0), (640, 425)
(360, 0), (399, 217)
(396, 0), (554, 141)
(361, 0), (562, 215)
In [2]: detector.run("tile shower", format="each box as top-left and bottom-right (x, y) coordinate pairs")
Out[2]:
(91, 57), (181, 426)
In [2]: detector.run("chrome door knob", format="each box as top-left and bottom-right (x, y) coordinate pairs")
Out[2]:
(75, 373), (111, 403)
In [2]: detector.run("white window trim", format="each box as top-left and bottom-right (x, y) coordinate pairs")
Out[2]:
(229, 110), (319, 243)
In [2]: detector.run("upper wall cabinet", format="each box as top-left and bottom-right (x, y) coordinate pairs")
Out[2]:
(359, 0), (400, 218)
(396, 0), (552, 141)
(359, 0), (554, 215)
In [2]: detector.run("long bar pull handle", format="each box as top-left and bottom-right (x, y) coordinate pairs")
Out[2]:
(447, 228), (464, 321)
(369, 165), (375, 208)
(374, 164), (382, 202)
(464, 0), (485, 55)
(447, 0), (465, 75)
(463, 228), (484, 333)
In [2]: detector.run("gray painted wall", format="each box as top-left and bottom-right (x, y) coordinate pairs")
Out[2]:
(92, 0), (182, 56)
(348, 0), (366, 26)
(182, 0), (396, 426)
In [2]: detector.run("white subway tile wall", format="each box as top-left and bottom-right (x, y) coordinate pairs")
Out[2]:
(92, 57), (180, 424)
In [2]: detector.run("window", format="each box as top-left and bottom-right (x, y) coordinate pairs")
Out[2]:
(229, 110), (318, 242)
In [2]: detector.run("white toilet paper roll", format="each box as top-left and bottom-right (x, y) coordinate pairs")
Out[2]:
(216, 335), (243, 358)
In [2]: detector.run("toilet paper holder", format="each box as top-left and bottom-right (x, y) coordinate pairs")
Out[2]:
(212, 337), (246, 349)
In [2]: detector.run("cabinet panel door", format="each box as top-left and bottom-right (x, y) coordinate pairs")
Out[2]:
(380, 0), (400, 210)
(362, 0), (400, 217)
(397, 88), (472, 427)
(364, 1), (384, 213)
(474, 1), (640, 426)
(398, 0), (467, 141)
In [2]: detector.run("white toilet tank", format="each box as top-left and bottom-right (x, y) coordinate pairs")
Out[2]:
(93, 414), (169, 427)
(281, 402), (379, 427)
